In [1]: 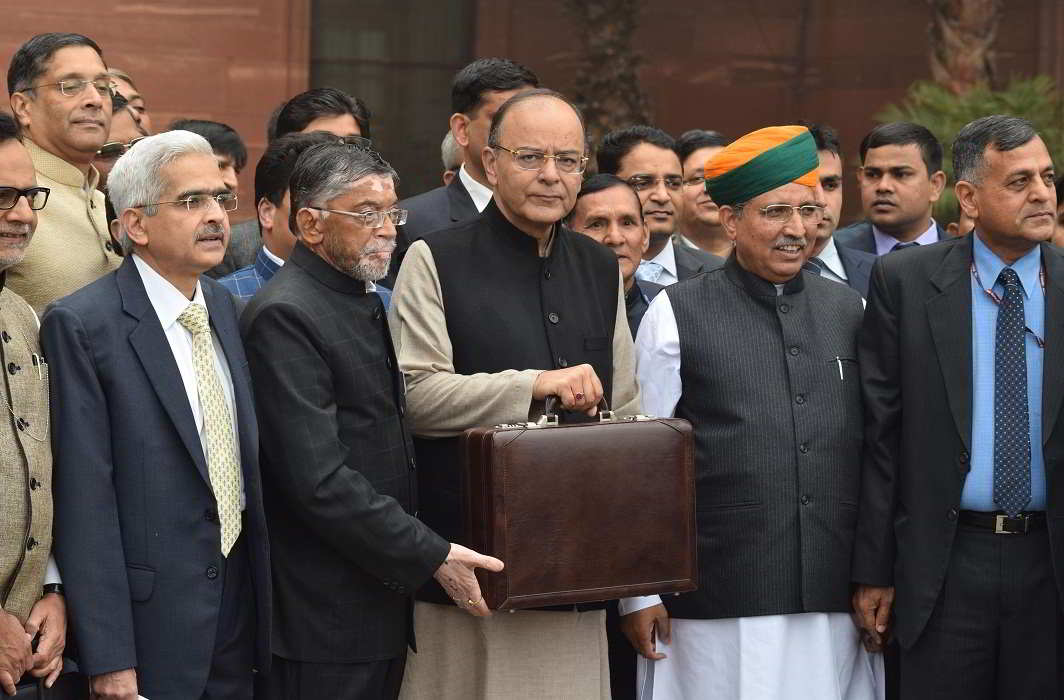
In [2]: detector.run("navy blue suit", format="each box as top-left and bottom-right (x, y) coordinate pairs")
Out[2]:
(42, 257), (271, 700)
(835, 243), (877, 298)
(834, 220), (948, 255)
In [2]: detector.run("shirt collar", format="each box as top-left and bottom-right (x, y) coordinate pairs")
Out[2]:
(817, 236), (848, 280)
(872, 218), (939, 256)
(458, 164), (493, 213)
(647, 237), (678, 278)
(261, 244), (285, 268)
(972, 230), (1042, 299)
(132, 254), (207, 329)
(24, 137), (99, 190)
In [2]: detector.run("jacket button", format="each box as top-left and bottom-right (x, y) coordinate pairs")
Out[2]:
(408, 457), (416, 470)
(7, 362), (19, 375)
(544, 268), (552, 280)
(26, 537), (37, 551)
(206, 566), (219, 580)
(795, 394), (805, 405)
(105, 241), (114, 252)
(398, 403), (405, 417)
(386, 356), (394, 369)
(373, 306), (383, 321)
(779, 303), (790, 314)
(799, 442), (809, 454)
(29, 478), (39, 490)
(0, 331), (9, 343)
(800, 495), (811, 506)
(205, 509), (218, 523)
(959, 451), (970, 464)
(547, 312), (560, 324)
(948, 507), (958, 521)
(557, 357), (568, 368)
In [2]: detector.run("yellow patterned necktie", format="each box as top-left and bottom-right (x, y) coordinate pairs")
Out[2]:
(177, 303), (242, 556)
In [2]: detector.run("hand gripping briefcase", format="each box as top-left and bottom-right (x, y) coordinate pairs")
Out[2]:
(462, 400), (697, 610)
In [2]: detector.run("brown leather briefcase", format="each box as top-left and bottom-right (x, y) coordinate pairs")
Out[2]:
(462, 402), (697, 610)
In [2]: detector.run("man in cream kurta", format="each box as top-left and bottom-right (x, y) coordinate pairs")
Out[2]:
(391, 90), (640, 700)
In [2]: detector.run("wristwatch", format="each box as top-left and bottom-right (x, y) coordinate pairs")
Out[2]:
(42, 583), (64, 596)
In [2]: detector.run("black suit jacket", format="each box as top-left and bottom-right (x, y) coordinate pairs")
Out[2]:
(835, 242), (877, 298)
(386, 175), (479, 286)
(42, 257), (271, 699)
(834, 219), (948, 255)
(241, 243), (449, 662)
(852, 236), (1064, 649)
(673, 241), (725, 281)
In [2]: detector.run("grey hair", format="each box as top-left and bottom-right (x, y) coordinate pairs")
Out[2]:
(287, 142), (399, 234)
(441, 131), (461, 171)
(106, 130), (215, 254)
(953, 115), (1039, 184)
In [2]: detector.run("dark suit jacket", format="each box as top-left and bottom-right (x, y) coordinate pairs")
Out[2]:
(834, 219), (948, 255)
(835, 242), (877, 298)
(386, 175), (478, 286)
(673, 241), (725, 281)
(852, 235), (1064, 649)
(241, 243), (449, 662)
(42, 257), (271, 699)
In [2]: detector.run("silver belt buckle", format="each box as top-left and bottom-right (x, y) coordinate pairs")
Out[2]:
(994, 513), (1027, 534)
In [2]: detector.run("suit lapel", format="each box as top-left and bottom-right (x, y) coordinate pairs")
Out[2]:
(119, 259), (211, 484)
(447, 175), (478, 222)
(1041, 243), (1064, 444)
(925, 238), (974, 452)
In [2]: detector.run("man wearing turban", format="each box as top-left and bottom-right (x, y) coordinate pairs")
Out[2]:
(619, 126), (884, 699)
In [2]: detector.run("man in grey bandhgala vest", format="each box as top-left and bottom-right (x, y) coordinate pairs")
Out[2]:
(622, 125), (882, 699)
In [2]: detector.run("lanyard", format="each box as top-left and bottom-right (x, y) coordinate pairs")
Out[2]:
(970, 262), (1046, 349)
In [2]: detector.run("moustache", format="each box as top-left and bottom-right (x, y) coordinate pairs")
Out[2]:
(0, 224), (32, 237)
(196, 223), (226, 240)
(773, 235), (807, 249)
(360, 239), (397, 256)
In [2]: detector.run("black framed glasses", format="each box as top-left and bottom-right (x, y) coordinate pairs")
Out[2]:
(0, 187), (50, 211)
(27, 77), (115, 99)
(137, 193), (238, 213)
(96, 136), (147, 160)
(492, 145), (588, 175)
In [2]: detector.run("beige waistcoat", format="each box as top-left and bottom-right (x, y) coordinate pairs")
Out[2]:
(0, 283), (52, 623)
(5, 139), (121, 313)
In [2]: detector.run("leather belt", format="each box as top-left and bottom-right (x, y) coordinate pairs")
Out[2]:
(958, 510), (1047, 535)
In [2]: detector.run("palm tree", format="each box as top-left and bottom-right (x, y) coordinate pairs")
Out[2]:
(927, 0), (1004, 95)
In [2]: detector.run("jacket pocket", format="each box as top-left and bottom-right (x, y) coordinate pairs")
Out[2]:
(584, 336), (609, 351)
(126, 565), (156, 602)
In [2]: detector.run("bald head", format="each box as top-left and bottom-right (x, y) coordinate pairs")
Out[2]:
(482, 90), (587, 240)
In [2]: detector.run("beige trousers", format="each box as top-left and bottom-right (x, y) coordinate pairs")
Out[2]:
(399, 601), (610, 700)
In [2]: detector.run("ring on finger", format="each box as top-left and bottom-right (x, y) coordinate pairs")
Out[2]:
(574, 392), (584, 401)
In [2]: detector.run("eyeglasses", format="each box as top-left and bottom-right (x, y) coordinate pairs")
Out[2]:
(491, 145), (588, 175)
(0, 187), (50, 211)
(626, 174), (684, 192)
(27, 78), (116, 99)
(308, 206), (408, 229)
(741, 203), (825, 223)
(96, 136), (147, 160)
(682, 176), (706, 188)
(137, 193), (239, 213)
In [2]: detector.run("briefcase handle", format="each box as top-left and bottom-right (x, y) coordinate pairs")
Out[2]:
(541, 395), (614, 425)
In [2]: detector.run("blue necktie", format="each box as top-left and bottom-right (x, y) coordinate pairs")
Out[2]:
(637, 260), (665, 284)
(993, 267), (1031, 517)
(891, 241), (919, 252)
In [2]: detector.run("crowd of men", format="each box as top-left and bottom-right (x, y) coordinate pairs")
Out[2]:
(0, 30), (1062, 700)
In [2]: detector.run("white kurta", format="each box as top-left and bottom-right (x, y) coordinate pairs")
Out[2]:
(627, 293), (884, 700)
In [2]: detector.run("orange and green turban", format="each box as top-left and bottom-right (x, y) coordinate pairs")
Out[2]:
(704, 125), (819, 207)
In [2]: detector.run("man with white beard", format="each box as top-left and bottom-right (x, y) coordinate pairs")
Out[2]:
(241, 142), (500, 700)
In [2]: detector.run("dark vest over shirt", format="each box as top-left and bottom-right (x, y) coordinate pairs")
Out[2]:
(665, 256), (864, 620)
(414, 200), (619, 604)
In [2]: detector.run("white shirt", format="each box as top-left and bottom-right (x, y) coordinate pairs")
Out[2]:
(458, 163), (493, 213)
(872, 218), (939, 256)
(132, 255), (245, 507)
(261, 244), (285, 267)
(816, 236), (848, 284)
(638, 238), (680, 286)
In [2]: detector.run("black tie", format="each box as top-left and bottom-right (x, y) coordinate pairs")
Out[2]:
(891, 241), (919, 252)
(993, 267), (1031, 517)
